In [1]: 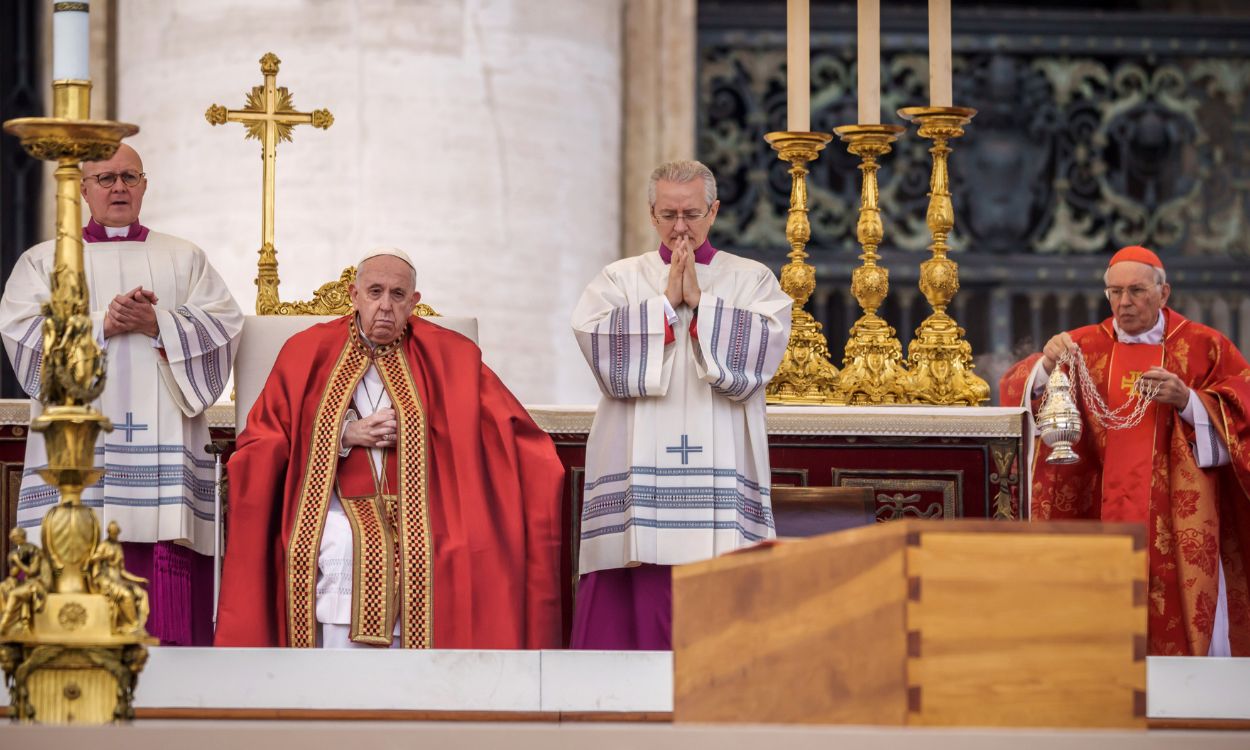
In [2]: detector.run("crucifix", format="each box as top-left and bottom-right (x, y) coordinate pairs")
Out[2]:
(206, 52), (333, 314)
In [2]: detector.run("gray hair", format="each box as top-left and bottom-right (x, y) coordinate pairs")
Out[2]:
(1102, 264), (1167, 286)
(648, 160), (717, 207)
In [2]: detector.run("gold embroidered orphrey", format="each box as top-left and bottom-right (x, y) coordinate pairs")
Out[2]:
(285, 320), (433, 648)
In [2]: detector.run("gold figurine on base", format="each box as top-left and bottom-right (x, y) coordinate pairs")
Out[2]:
(832, 123), (910, 404)
(763, 131), (841, 404)
(2, 75), (154, 724)
(896, 106), (989, 406)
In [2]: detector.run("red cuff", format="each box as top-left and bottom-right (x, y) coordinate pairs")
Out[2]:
(664, 321), (675, 346)
(689, 315), (698, 340)
(157, 347), (168, 361)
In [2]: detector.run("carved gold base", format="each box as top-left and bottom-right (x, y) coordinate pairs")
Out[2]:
(2, 588), (154, 724)
(838, 313), (909, 404)
(904, 311), (990, 405)
(767, 310), (843, 404)
(2, 640), (149, 724)
(762, 131), (841, 405)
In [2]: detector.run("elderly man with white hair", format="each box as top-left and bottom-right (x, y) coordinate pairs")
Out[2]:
(215, 248), (564, 649)
(570, 160), (793, 649)
(1000, 245), (1250, 657)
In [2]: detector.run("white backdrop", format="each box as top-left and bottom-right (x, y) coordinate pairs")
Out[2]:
(111, 0), (622, 405)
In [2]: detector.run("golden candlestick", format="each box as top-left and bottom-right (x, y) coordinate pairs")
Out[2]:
(764, 131), (841, 404)
(832, 123), (909, 404)
(896, 106), (989, 406)
(207, 52), (335, 315)
(2, 80), (154, 725)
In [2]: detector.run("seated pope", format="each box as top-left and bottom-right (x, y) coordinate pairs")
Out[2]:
(214, 248), (565, 649)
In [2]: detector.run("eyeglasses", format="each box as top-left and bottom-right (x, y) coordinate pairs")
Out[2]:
(653, 207), (711, 225)
(83, 171), (145, 188)
(1104, 285), (1159, 301)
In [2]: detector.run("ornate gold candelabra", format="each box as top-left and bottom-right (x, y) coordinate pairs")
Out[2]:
(763, 131), (841, 404)
(831, 124), (909, 404)
(2, 80), (153, 724)
(896, 106), (989, 406)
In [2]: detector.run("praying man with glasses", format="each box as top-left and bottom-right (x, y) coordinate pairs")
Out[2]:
(570, 160), (792, 649)
(0, 142), (243, 646)
(999, 245), (1250, 657)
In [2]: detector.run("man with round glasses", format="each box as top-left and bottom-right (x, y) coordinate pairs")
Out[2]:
(1000, 245), (1250, 657)
(570, 160), (792, 649)
(0, 142), (243, 646)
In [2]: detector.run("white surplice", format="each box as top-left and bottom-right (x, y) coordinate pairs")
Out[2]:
(0, 231), (243, 555)
(572, 249), (792, 574)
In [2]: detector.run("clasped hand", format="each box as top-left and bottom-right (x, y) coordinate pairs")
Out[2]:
(343, 408), (398, 450)
(664, 234), (702, 310)
(103, 286), (159, 339)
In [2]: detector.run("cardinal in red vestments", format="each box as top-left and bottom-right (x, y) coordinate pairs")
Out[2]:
(215, 248), (564, 648)
(1000, 246), (1250, 656)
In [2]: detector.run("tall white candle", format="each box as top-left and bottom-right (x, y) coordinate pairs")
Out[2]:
(786, 0), (810, 132)
(929, 0), (952, 107)
(857, 0), (880, 124)
(52, 0), (91, 81)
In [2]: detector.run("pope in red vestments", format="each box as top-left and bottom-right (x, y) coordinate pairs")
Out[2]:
(1001, 246), (1250, 656)
(215, 249), (564, 648)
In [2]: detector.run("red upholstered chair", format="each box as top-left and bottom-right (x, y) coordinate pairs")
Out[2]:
(770, 486), (876, 538)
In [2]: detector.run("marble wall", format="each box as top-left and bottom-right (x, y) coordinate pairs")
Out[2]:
(113, 0), (623, 405)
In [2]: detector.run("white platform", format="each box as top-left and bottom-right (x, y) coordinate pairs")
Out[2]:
(2, 649), (1248, 721)
(0, 648), (673, 714)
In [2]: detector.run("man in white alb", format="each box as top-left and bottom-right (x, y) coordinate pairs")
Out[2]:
(0, 143), (243, 645)
(570, 160), (792, 649)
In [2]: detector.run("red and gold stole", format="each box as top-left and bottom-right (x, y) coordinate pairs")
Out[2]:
(337, 443), (401, 646)
(285, 322), (434, 648)
(1100, 341), (1163, 523)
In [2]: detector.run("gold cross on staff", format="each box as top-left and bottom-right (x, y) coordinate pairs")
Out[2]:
(206, 52), (333, 314)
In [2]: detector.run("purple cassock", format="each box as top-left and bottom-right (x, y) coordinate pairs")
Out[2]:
(570, 564), (673, 650)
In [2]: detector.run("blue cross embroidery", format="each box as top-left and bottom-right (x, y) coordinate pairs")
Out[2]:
(115, 412), (149, 443)
(666, 434), (703, 465)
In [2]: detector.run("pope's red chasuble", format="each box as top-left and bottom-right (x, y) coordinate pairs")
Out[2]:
(215, 315), (564, 648)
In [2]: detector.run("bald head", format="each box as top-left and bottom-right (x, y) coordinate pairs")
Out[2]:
(81, 142), (147, 227)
